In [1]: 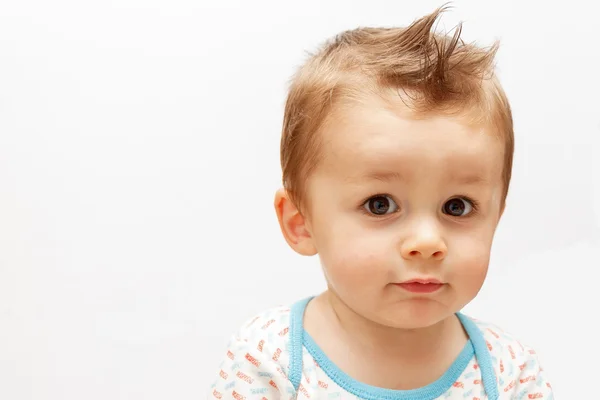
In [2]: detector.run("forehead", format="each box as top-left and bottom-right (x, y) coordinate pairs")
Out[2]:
(318, 95), (504, 182)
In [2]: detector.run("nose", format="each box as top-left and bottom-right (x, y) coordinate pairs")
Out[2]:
(400, 221), (447, 261)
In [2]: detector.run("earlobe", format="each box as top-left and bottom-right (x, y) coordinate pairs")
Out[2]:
(274, 188), (317, 256)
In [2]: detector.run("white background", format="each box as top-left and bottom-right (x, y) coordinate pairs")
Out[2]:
(0, 0), (598, 398)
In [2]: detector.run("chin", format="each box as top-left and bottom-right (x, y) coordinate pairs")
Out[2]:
(376, 303), (453, 330)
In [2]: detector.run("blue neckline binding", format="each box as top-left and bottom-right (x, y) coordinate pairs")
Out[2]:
(288, 296), (498, 400)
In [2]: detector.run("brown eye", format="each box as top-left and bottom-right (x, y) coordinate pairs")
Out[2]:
(443, 198), (473, 217)
(364, 195), (398, 215)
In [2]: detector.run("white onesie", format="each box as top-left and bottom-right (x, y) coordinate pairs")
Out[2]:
(209, 297), (553, 399)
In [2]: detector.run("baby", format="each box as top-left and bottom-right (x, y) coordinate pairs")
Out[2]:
(209, 6), (553, 400)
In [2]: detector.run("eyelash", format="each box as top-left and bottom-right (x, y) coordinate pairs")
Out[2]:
(359, 194), (480, 218)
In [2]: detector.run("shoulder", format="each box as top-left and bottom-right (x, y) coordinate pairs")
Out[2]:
(235, 304), (293, 345)
(463, 315), (552, 394)
(209, 305), (297, 399)
(227, 304), (294, 371)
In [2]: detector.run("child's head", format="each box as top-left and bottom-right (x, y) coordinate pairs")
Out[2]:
(275, 6), (513, 329)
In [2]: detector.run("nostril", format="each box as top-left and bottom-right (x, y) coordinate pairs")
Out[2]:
(409, 250), (420, 256)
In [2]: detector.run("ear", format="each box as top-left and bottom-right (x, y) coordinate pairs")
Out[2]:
(274, 188), (317, 256)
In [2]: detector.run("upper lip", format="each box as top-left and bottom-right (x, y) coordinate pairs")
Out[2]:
(398, 278), (443, 284)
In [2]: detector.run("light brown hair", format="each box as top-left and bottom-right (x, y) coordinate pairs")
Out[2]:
(280, 5), (514, 215)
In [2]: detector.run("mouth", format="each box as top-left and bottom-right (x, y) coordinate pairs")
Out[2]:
(393, 278), (445, 294)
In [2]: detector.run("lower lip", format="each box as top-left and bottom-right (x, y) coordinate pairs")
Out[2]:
(395, 282), (444, 293)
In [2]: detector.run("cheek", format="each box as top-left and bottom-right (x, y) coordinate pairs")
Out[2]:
(449, 235), (492, 284)
(318, 229), (393, 287)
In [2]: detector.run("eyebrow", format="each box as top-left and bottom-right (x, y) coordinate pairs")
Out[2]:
(361, 171), (405, 183)
(356, 170), (489, 185)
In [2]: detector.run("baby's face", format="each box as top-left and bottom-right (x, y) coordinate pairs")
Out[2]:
(304, 94), (505, 329)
